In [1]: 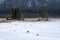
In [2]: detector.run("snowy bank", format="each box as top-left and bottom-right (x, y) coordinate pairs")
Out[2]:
(0, 19), (60, 40)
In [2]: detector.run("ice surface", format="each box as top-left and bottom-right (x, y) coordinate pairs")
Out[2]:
(0, 19), (60, 40)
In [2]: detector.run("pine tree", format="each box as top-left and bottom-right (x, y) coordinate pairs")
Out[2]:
(41, 8), (46, 18)
(11, 8), (21, 20)
(41, 8), (48, 21)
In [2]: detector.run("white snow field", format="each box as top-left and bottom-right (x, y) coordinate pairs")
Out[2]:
(0, 18), (60, 40)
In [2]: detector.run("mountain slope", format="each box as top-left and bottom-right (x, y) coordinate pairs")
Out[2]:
(0, 0), (60, 9)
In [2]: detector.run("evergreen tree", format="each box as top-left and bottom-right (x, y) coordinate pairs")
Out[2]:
(41, 8), (47, 18)
(41, 8), (48, 21)
(11, 8), (21, 20)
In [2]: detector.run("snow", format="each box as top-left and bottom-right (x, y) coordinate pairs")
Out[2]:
(0, 18), (6, 20)
(0, 19), (60, 40)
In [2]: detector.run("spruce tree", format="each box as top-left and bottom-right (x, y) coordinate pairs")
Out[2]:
(11, 8), (21, 20)
(41, 8), (48, 21)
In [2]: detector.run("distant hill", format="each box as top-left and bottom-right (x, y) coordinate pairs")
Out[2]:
(0, 0), (60, 9)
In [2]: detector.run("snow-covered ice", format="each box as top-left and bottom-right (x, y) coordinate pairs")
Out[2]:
(0, 18), (60, 40)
